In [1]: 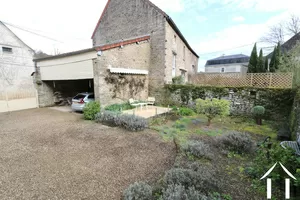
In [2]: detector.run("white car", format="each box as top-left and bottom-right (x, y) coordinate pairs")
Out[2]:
(71, 93), (95, 112)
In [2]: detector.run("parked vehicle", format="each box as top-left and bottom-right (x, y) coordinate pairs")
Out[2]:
(71, 93), (95, 112)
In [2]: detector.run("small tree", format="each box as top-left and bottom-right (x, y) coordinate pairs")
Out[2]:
(269, 46), (277, 72)
(257, 49), (265, 73)
(196, 98), (230, 126)
(251, 106), (265, 125)
(248, 43), (258, 73)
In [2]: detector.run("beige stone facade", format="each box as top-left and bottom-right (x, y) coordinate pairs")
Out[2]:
(164, 23), (198, 83)
(94, 40), (151, 106)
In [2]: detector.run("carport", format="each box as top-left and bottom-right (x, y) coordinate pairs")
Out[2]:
(34, 48), (97, 107)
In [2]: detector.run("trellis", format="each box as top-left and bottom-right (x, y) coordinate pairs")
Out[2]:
(190, 73), (293, 88)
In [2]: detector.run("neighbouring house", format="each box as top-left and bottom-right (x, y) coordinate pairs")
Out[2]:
(34, 0), (199, 107)
(0, 21), (37, 112)
(205, 54), (249, 74)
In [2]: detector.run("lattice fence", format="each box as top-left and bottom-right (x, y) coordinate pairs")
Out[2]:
(190, 73), (293, 88)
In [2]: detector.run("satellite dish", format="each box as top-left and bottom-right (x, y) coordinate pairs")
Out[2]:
(97, 51), (102, 56)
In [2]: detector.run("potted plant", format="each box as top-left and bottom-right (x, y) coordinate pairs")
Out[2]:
(251, 106), (265, 125)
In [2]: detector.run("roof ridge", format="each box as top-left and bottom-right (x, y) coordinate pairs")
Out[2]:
(0, 21), (34, 52)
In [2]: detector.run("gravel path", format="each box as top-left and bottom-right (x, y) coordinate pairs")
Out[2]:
(0, 108), (175, 200)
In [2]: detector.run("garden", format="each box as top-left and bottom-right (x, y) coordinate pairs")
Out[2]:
(83, 84), (300, 200)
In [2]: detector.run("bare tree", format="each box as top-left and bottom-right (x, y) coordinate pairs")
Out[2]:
(0, 63), (19, 86)
(286, 14), (300, 35)
(261, 23), (285, 45)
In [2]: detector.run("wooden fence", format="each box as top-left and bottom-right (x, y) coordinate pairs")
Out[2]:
(190, 73), (293, 88)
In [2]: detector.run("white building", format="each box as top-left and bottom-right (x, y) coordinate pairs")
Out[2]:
(0, 21), (37, 112)
(205, 54), (249, 74)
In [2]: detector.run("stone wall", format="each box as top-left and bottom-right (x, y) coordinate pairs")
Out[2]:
(92, 0), (165, 101)
(94, 40), (150, 106)
(34, 71), (55, 107)
(164, 22), (199, 83)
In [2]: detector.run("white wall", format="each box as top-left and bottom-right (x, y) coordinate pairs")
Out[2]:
(0, 22), (37, 112)
(205, 63), (248, 74)
(37, 51), (97, 80)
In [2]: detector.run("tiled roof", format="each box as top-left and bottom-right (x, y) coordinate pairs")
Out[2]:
(208, 54), (249, 61)
(91, 0), (199, 58)
(206, 54), (250, 66)
(34, 35), (150, 61)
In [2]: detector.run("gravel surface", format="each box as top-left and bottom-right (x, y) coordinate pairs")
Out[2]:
(0, 108), (175, 200)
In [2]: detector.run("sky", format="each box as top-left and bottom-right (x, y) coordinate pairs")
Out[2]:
(1, 0), (299, 71)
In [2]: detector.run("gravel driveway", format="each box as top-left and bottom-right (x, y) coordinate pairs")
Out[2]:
(0, 108), (175, 200)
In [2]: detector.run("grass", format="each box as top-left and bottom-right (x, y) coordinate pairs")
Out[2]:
(150, 114), (277, 144)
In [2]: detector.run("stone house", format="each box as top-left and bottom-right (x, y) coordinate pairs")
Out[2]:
(0, 21), (37, 112)
(205, 54), (249, 74)
(34, 0), (198, 107)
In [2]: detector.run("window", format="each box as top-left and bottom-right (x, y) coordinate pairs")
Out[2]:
(172, 54), (176, 77)
(2, 47), (12, 53)
(183, 46), (186, 61)
(192, 65), (196, 72)
(221, 68), (225, 73)
(173, 35), (177, 44)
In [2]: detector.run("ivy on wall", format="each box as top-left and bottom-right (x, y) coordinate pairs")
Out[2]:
(104, 74), (146, 98)
(163, 84), (295, 121)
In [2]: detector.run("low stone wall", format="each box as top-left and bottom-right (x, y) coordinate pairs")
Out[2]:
(163, 85), (295, 120)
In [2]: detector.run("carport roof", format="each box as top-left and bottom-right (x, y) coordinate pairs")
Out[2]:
(33, 48), (96, 61)
(34, 35), (151, 62)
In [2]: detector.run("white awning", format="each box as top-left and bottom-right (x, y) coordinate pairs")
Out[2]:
(108, 67), (148, 75)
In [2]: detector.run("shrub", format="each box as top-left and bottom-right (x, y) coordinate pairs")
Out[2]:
(177, 107), (195, 116)
(172, 76), (184, 84)
(251, 106), (265, 117)
(216, 131), (255, 154)
(116, 114), (148, 131)
(251, 105), (265, 125)
(162, 184), (208, 200)
(96, 112), (148, 131)
(164, 168), (218, 193)
(83, 101), (101, 120)
(195, 98), (230, 126)
(95, 110), (120, 125)
(183, 141), (213, 160)
(105, 103), (134, 112)
(123, 182), (153, 200)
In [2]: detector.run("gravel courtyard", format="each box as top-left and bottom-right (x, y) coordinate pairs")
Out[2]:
(0, 108), (175, 200)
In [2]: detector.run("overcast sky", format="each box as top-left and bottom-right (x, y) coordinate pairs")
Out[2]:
(1, 0), (299, 71)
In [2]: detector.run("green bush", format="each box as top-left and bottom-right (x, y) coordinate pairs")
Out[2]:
(83, 101), (101, 120)
(172, 76), (184, 84)
(105, 103), (134, 112)
(177, 107), (195, 116)
(251, 106), (265, 117)
(183, 141), (212, 160)
(195, 98), (230, 126)
(123, 182), (153, 200)
(246, 143), (300, 191)
(162, 184), (208, 200)
(216, 131), (255, 154)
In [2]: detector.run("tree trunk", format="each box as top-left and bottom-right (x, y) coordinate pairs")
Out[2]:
(256, 118), (262, 125)
(207, 118), (212, 126)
